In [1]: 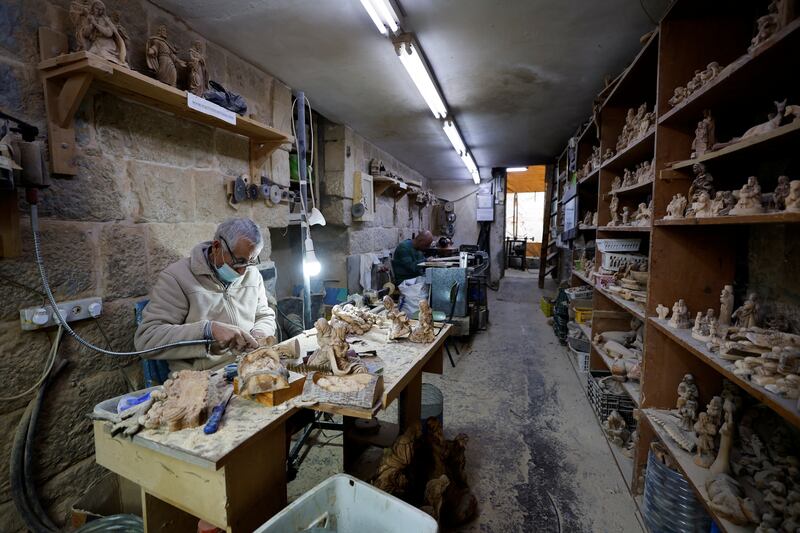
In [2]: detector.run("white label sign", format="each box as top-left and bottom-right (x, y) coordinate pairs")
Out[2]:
(187, 93), (237, 125)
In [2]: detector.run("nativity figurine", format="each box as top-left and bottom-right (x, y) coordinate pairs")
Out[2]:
(710, 191), (735, 217)
(142, 370), (212, 431)
(308, 318), (366, 375)
(384, 295), (412, 340)
(664, 193), (688, 219)
(669, 86), (688, 107)
(621, 206), (631, 225)
(784, 180), (800, 213)
(729, 176), (764, 215)
(716, 100), (786, 149)
(70, 0), (129, 67)
(632, 202), (652, 227)
(772, 175), (791, 210)
(687, 190), (713, 218)
(238, 346), (290, 396)
(669, 299), (691, 329)
(611, 176), (622, 191)
(409, 299), (436, 343)
(146, 25), (184, 87)
(656, 304), (670, 320)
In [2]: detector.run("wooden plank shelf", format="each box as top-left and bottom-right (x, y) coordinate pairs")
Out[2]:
(571, 269), (594, 286)
(597, 287), (646, 321)
(605, 178), (654, 198)
(601, 128), (655, 172)
(668, 120), (800, 171)
(578, 225), (597, 231)
(658, 17), (800, 129)
(641, 408), (753, 533)
(38, 51), (293, 176)
(599, 28), (660, 110)
(597, 225), (652, 233)
(373, 175), (411, 198)
(655, 212), (800, 226)
(650, 318), (800, 429)
(593, 342), (641, 406)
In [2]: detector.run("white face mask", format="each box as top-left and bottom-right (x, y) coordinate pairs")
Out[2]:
(215, 262), (242, 284)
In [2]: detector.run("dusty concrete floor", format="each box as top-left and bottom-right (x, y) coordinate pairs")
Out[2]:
(287, 270), (644, 532)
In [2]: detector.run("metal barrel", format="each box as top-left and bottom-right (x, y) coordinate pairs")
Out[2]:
(642, 450), (712, 533)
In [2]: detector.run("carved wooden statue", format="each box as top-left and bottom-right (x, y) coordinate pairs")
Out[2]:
(603, 410), (630, 447)
(142, 370), (211, 431)
(384, 295), (412, 340)
(410, 299), (436, 343)
(687, 190), (714, 218)
(70, 0), (129, 67)
(688, 163), (714, 202)
(694, 412), (718, 467)
(621, 206), (631, 225)
(608, 194), (620, 226)
(710, 191), (735, 217)
(732, 293), (759, 329)
(772, 175), (791, 210)
(238, 346), (289, 396)
(186, 40), (208, 96)
(373, 423), (421, 496)
(719, 285), (734, 328)
(729, 176), (764, 215)
(691, 110), (716, 158)
(146, 25), (184, 87)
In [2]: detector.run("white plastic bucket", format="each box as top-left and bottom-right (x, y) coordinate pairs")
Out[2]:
(255, 474), (438, 533)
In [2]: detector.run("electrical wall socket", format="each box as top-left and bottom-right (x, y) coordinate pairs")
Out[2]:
(19, 297), (103, 331)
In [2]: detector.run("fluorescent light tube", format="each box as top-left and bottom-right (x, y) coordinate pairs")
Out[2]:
(360, 0), (388, 35)
(461, 152), (480, 183)
(397, 42), (447, 119)
(372, 0), (399, 33)
(442, 120), (466, 156)
(506, 167), (528, 172)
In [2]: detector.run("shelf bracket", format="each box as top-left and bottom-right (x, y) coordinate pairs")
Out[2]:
(42, 71), (95, 176)
(249, 139), (286, 180)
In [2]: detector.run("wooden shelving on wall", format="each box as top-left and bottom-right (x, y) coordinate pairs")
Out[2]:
(38, 39), (292, 176)
(551, 0), (800, 524)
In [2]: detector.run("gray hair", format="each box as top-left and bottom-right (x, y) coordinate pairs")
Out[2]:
(214, 217), (264, 254)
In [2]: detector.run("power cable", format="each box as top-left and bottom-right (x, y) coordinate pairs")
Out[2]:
(0, 326), (63, 402)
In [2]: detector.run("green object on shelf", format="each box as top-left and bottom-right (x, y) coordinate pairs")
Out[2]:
(289, 153), (299, 182)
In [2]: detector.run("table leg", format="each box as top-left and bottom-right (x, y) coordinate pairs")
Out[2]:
(398, 371), (422, 433)
(223, 424), (287, 533)
(143, 489), (198, 533)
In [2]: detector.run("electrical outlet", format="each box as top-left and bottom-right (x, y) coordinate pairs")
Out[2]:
(19, 297), (103, 331)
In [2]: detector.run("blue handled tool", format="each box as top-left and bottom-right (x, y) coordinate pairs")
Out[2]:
(203, 389), (234, 435)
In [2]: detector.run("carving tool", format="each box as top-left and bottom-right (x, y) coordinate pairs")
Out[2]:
(203, 388), (234, 435)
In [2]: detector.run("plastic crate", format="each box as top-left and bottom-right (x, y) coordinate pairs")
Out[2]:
(587, 371), (636, 429)
(540, 296), (554, 317)
(254, 474), (437, 532)
(600, 252), (648, 272)
(596, 238), (641, 253)
(574, 307), (593, 323)
(565, 286), (593, 300)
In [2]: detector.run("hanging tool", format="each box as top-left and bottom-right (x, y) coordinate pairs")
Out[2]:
(203, 388), (234, 435)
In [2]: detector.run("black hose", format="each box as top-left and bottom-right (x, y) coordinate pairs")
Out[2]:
(24, 358), (67, 531)
(10, 401), (46, 532)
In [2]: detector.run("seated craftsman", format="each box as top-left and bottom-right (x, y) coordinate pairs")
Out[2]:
(391, 230), (434, 285)
(134, 217), (276, 371)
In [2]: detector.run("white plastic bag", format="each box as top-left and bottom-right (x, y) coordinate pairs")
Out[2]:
(398, 276), (428, 316)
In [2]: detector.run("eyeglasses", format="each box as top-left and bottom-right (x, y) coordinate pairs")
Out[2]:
(219, 236), (261, 268)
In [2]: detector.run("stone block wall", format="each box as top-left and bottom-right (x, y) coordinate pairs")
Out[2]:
(315, 120), (433, 290)
(0, 0), (293, 528)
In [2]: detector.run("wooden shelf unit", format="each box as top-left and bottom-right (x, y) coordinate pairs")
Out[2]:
(552, 0), (800, 515)
(605, 178), (654, 198)
(38, 50), (292, 176)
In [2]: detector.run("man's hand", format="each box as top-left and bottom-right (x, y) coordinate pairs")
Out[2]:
(254, 335), (277, 347)
(210, 321), (258, 352)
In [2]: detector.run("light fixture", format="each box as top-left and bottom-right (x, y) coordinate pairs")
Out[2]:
(303, 237), (321, 277)
(396, 41), (447, 119)
(442, 120), (466, 156)
(307, 207), (326, 226)
(359, 0), (399, 35)
(506, 167), (528, 172)
(461, 153), (480, 184)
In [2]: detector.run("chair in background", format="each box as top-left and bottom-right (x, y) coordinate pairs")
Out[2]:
(443, 281), (461, 367)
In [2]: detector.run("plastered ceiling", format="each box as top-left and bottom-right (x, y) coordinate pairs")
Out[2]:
(152, 0), (667, 181)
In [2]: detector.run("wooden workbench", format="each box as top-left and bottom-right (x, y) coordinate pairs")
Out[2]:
(92, 323), (449, 532)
